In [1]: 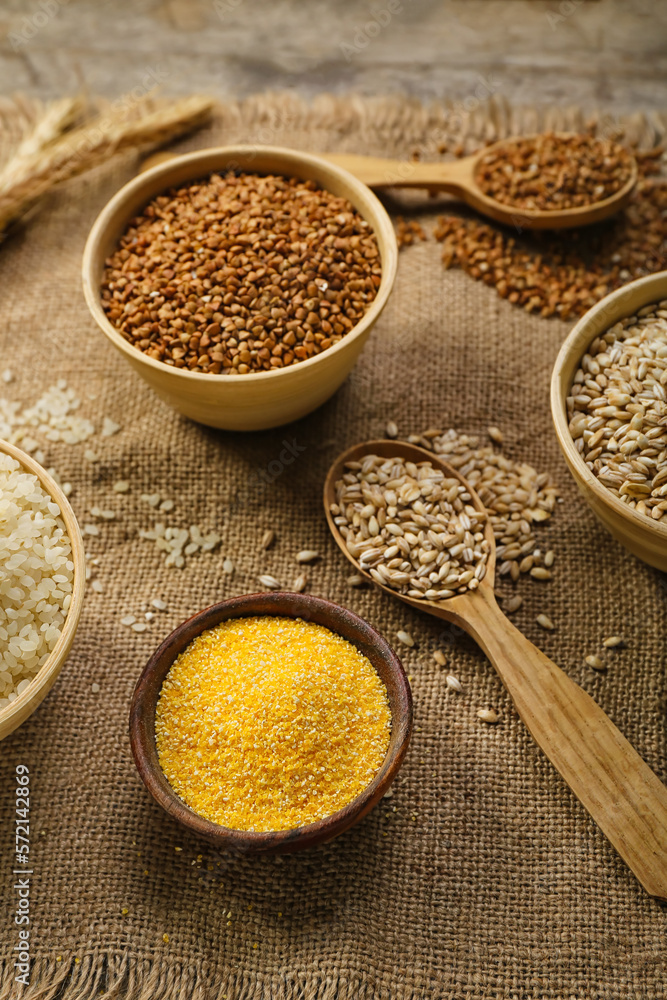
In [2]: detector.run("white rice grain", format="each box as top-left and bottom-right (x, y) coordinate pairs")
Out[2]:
(0, 453), (73, 707)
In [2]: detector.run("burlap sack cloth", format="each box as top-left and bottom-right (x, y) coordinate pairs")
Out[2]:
(1, 95), (666, 1000)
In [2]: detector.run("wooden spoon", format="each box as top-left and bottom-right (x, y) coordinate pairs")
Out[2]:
(324, 440), (667, 900)
(321, 133), (638, 230)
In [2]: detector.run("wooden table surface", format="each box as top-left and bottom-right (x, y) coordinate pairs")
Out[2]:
(0, 0), (665, 111)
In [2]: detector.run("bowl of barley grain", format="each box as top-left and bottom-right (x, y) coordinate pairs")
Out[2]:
(552, 271), (667, 571)
(82, 146), (397, 431)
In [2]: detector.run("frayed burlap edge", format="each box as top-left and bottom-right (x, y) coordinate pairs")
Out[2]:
(1, 92), (666, 169)
(0, 957), (443, 1000)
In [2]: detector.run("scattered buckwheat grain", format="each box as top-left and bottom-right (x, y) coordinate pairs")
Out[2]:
(434, 147), (666, 320)
(396, 217), (427, 248)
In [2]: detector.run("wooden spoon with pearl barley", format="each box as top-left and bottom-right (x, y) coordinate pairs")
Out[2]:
(324, 440), (667, 900)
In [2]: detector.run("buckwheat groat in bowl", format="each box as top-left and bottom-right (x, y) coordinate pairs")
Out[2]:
(552, 272), (667, 571)
(82, 146), (397, 431)
(0, 440), (85, 739)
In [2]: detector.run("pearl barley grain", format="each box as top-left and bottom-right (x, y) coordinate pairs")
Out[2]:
(332, 453), (491, 604)
(567, 302), (667, 521)
(295, 550), (319, 564)
(260, 530), (275, 551)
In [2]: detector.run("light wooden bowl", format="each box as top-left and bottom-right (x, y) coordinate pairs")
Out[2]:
(0, 441), (86, 740)
(129, 592), (412, 854)
(551, 271), (667, 571)
(82, 146), (398, 432)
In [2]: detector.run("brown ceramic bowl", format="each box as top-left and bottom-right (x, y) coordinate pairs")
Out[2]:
(129, 592), (412, 854)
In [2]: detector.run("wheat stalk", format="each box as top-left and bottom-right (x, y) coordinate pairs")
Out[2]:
(0, 94), (214, 234)
(0, 96), (84, 189)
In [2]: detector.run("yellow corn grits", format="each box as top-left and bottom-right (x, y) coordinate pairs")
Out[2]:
(155, 615), (392, 832)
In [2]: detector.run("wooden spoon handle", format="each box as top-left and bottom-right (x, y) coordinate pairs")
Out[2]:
(462, 590), (667, 900)
(141, 150), (476, 193)
(319, 152), (475, 194)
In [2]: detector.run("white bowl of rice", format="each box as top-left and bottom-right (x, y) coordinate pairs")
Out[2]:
(0, 440), (85, 740)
